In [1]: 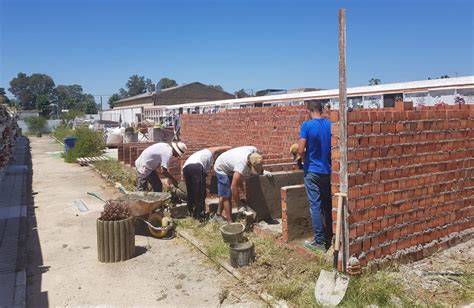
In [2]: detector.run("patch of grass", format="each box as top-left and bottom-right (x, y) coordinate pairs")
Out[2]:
(175, 221), (424, 307)
(176, 218), (228, 260)
(93, 159), (136, 191)
(342, 267), (419, 307)
(458, 272), (474, 304)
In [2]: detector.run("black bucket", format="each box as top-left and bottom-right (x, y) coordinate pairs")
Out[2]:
(229, 240), (255, 268)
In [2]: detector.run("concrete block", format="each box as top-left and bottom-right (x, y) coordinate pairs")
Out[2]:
(281, 185), (312, 242)
(245, 171), (303, 221)
(205, 197), (219, 213)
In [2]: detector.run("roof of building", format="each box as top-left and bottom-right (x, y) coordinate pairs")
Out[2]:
(113, 82), (234, 109)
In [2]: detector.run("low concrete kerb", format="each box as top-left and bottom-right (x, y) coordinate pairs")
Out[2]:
(51, 134), (64, 146)
(177, 229), (288, 308)
(13, 270), (26, 307)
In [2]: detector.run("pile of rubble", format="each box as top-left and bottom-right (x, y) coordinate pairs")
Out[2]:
(0, 105), (19, 180)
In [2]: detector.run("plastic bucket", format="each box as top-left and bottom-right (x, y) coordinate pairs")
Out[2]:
(64, 136), (77, 154)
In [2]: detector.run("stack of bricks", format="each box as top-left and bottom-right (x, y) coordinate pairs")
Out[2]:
(345, 102), (473, 267)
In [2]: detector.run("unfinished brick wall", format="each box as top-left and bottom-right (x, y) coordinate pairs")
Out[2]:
(181, 106), (308, 154)
(344, 102), (474, 266)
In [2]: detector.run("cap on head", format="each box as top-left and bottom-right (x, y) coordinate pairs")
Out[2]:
(289, 143), (301, 161)
(171, 141), (187, 157)
(249, 153), (263, 175)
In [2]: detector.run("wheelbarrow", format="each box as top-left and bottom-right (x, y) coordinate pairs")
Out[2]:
(87, 191), (175, 239)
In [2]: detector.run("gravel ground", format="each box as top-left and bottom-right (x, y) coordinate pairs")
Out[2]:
(398, 238), (473, 305)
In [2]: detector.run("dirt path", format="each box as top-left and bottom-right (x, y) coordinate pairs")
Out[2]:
(26, 137), (263, 307)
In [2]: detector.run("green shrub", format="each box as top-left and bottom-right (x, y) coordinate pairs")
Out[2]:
(63, 127), (105, 163)
(53, 125), (75, 141)
(25, 116), (48, 134)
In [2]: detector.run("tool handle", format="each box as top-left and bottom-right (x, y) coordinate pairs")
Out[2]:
(333, 192), (346, 269)
(87, 192), (107, 203)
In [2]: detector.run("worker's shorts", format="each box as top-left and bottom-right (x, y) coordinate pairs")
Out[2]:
(216, 173), (232, 198)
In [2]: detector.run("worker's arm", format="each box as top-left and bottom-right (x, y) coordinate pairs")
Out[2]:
(297, 138), (306, 162)
(159, 166), (178, 187)
(231, 172), (242, 209)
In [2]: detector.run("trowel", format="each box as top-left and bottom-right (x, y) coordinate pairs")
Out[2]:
(315, 192), (349, 306)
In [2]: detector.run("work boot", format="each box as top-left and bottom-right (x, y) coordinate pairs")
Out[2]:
(303, 240), (327, 254)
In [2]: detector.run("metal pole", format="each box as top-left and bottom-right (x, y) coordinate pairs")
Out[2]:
(338, 8), (349, 272)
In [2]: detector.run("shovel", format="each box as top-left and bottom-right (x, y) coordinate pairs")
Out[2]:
(315, 192), (349, 306)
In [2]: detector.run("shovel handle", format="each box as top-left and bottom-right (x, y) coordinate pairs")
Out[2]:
(333, 193), (346, 269)
(87, 192), (107, 204)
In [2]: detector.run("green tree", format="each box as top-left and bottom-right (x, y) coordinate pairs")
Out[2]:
(61, 109), (85, 126)
(36, 95), (51, 117)
(159, 77), (177, 89)
(25, 116), (47, 134)
(108, 93), (121, 109)
(126, 75), (148, 96)
(82, 94), (98, 114)
(9, 73), (55, 110)
(234, 89), (250, 98)
(54, 84), (84, 110)
(0, 87), (11, 105)
(369, 78), (381, 86)
(209, 84), (224, 91)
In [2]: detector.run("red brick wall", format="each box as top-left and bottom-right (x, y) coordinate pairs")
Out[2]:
(181, 106), (310, 154)
(345, 103), (474, 266)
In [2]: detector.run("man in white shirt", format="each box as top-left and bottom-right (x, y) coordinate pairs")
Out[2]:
(182, 146), (231, 220)
(135, 141), (187, 192)
(213, 146), (264, 223)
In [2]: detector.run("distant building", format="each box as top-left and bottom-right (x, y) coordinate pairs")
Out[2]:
(102, 82), (234, 125)
(141, 76), (474, 119)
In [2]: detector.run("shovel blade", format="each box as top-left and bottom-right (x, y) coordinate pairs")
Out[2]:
(315, 269), (349, 306)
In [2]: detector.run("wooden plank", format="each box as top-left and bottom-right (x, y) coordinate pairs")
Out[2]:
(338, 8), (349, 273)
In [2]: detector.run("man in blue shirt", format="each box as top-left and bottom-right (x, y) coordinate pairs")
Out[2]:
(297, 100), (332, 253)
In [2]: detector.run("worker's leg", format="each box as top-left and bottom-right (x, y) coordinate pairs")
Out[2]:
(183, 164), (197, 215)
(193, 167), (206, 218)
(136, 172), (148, 191)
(304, 172), (325, 246)
(147, 171), (163, 192)
(319, 174), (333, 249)
(222, 198), (232, 223)
(216, 173), (232, 219)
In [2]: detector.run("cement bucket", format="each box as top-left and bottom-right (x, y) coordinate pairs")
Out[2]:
(229, 240), (255, 268)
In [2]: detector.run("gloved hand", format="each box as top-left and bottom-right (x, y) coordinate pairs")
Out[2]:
(263, 170), (273, 181)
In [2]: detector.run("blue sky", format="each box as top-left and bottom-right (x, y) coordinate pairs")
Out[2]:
(1, 0), (473, 106)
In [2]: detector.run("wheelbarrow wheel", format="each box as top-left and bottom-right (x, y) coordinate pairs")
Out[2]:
(147, 212), (172, 239)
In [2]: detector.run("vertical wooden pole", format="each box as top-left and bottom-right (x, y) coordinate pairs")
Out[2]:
(338, 8), (349, 272)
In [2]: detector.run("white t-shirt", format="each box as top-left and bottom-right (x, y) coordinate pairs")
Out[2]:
(214, 146), (257, 177)
(183, 149), (213, 171)
(135, 143), (173, 176)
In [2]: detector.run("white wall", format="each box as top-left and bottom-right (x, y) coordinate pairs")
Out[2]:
(18, 119), (61, 133)
(101, 107), (143, 126)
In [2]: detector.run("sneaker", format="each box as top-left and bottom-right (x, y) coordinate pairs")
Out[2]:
(303, 240), (327, 253)
(210, 214), (227, 225)
(238, 206), (247, 214)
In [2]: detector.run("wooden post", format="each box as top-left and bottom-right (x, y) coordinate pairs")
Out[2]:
(338, 8), (349, 272)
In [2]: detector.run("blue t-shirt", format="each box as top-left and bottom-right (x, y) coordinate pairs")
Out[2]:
(299, 118), (331, 174)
